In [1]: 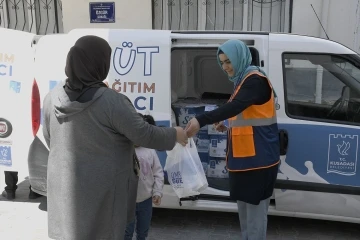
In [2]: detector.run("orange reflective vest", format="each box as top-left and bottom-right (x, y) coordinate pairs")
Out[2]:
(226, 72), (280, 172)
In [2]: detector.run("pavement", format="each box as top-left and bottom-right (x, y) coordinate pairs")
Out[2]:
(0, 175), (359, 240)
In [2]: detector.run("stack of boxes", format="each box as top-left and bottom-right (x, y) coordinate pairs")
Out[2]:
(205, 105), (229, 179)
(172, 103), (229, 179)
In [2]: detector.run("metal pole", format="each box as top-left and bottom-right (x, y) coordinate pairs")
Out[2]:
(242, 0), (248, 31)
(54, 0), (60, 33)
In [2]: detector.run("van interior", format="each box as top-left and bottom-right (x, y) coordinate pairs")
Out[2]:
(169, 47), (260, 191)
(171, 47), (260, 103)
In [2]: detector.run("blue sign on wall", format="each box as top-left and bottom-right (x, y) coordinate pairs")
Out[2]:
(89, 2), (115, 23)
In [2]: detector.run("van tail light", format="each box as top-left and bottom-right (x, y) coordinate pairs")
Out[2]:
(31, 79), (41, 136)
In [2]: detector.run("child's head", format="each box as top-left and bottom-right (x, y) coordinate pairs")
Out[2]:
(135, 113), (156, 148)
(138, 113), (156, 126)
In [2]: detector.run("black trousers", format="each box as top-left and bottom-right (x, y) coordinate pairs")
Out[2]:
(4, 171), (18, 192)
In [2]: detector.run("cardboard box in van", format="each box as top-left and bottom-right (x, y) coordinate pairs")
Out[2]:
(172, 103), (207, 132)
(208, 158), (228, 179)
(209, 135), (227, 158)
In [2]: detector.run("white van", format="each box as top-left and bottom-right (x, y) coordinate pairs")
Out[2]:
(1, 28), (360, 223)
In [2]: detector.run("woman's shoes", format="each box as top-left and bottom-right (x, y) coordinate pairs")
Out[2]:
(1, 189), (42, 200)
(1, 190), (15, 200)
(28, 189), (42, 199)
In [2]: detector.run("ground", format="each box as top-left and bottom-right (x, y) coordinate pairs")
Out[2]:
(0, 175), (359, 240)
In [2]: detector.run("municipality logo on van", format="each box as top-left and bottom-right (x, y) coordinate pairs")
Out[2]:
(0, 145), (12, 166)
(327, 134), (358, 176)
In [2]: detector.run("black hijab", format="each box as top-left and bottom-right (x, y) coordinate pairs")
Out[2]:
(64, 35), (112, 101)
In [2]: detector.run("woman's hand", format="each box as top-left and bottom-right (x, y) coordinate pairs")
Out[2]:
(214, 121), (228, 132)
(185, 118), (200, 137)
(175, 127), (188, 146)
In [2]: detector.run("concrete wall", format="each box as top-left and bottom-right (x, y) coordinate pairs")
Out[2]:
(291, 0), (323, 38)
(61, 0), (152, 33)
(292, 0), (360, 52)
(60, 0), (360, 52)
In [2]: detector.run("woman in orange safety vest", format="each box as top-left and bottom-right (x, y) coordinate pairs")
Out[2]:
(186, 39), (280, 240)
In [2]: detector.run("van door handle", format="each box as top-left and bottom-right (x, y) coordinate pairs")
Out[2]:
(279, 129), (288, 156)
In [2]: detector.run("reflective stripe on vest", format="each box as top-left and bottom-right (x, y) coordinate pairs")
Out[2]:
(228, 113), (276, 127)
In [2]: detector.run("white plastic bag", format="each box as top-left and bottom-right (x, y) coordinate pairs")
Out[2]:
(164, 138), (208, 198)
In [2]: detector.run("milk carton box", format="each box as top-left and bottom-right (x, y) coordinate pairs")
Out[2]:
(172, 104), (207, 132)
(209, 135), (227, 158)
(208, 158), (229, 178)
(193, 132), (210, 153)
(198, 152), (209, 175)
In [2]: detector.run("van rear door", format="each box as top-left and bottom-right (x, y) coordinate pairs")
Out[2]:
(28, 33), (70, 195)
(0, 29), (35, 174)
(70, 29), (173, 165)
(69, 28), (173, 124)
(29, 29), (173, 195)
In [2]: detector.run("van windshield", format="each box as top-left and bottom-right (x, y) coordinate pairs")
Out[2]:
(332, 54), (360, 84)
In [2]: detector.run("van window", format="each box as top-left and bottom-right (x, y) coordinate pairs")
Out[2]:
(283, 53), (360, 124)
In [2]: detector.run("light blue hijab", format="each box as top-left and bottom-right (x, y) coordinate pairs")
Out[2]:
(217, 39), (267, 87)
